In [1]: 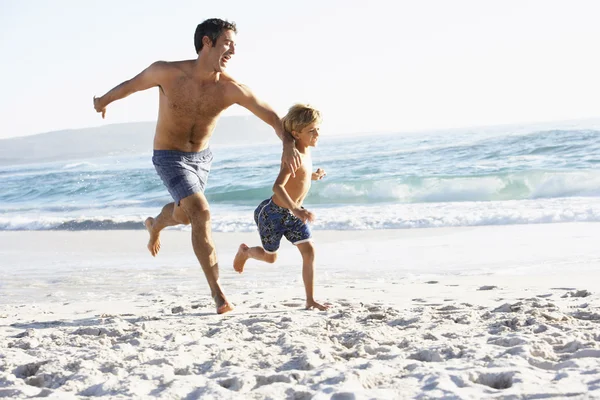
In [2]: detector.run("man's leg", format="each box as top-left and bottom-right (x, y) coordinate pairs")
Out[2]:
(179, 192), (233, 314)
(145, 202), (190, 256)
(233, 244), (277, 273)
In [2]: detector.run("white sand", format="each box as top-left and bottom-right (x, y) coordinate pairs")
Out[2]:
(1, 223), (599, 399)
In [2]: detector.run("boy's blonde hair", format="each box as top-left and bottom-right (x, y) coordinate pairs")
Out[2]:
(282, 104), (322, 134)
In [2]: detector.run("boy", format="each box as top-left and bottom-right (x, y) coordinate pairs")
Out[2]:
(233, 104), (329, 311)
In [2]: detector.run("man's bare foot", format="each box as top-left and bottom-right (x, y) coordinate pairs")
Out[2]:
(306, 299), (330, 311)
(233, 244), (249, 273)
(214, 295), (234, 314)
(145, 217), (161, 257)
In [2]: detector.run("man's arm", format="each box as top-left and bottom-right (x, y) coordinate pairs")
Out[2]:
(229, 82), (301, 175)
(93, 61), (167, 118)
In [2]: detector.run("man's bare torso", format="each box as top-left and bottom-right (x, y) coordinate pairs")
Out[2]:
(153, 60), (236, 152)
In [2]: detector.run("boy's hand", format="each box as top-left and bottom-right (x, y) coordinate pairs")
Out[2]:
(293, 208), (315, 223)
(312, 168), (326, 180)
(93, 96), (106, 119)
(306, 299), (330, 311)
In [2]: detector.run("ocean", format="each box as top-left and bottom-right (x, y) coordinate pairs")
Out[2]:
(1, 127), (599, 232)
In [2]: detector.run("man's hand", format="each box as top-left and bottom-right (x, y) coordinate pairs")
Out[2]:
(293, 208), (315, 224)
(312, 168), (327, 180)
(93, 96), (106, 119)
(282, 142), (301, 177)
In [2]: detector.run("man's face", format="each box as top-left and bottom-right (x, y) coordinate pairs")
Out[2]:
(294, 122), (321, 148)
(208, 29), (236, 72)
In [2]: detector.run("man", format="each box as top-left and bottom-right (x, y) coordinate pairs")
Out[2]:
(93, 18), (300, 314)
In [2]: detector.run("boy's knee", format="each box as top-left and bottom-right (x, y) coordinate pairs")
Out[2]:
(299, 241), (314, 252)
(298, 242), (315, 259)
(266, 253), (278, 263)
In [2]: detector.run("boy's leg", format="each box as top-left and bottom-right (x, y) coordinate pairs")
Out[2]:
(297, 242), (329, 311)
(235, 199), (282, 273)
(234, 244), (277, 273)
(145, 202), (190, 256)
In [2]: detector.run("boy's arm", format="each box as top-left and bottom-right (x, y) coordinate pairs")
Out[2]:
(93, 61), (167, 118)
(311, 168), (326, 180)
(272, 165), (314, 223)
(230, 82), (300, 175)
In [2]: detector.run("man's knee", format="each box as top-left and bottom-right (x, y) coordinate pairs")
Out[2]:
(180, 194), (211, 225)
(266, 252), (278, 263)
(187, 207), (211, 225)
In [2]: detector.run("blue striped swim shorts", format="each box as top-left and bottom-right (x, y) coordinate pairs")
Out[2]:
(152, 148), (213, 205)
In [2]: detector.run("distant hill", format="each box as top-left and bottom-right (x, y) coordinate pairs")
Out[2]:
(0, 115), (278, 165)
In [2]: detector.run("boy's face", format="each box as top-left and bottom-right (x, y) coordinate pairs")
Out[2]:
(294, 122), (321, 147)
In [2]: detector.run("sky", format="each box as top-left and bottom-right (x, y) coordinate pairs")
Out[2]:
(1, 0), (599, 139)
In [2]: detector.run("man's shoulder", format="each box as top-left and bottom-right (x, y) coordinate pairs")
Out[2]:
(168, 59), (196, 67)
(219, 73), (242, 87)
(220, 75), (252, 98)
(150, 60), (195, 73)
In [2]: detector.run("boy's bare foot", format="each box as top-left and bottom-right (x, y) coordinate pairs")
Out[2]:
(217, 302), (234, 314)
(306, 300), (330, 311)
(214, 295), (234, 314)
(145, 217), (161, 257)
(233, 244), (249, 273)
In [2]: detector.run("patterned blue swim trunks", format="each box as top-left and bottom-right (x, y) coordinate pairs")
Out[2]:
(254, 198), (312, 253)
(152, 148), (213, 205)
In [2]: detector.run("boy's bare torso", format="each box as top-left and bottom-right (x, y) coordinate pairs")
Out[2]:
(273, 153), (313, 207)
(154, 60), (236, 152)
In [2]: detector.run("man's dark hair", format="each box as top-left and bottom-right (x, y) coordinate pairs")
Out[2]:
(194, 19), (237, 53)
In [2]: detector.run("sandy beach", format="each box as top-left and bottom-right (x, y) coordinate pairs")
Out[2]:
(1, 223), (599, 399)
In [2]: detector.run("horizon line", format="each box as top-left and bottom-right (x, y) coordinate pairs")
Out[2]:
(2, 115), (600, 141)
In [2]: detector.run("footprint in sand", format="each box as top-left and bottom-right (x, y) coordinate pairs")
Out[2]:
(571, 310), (600, 321)
(249, 303), (278, 309)
(283, 302), (303, 308)
(364, 313), (387, 321)
(561, 289), (592, 298)
(437, 305), (462, 312)
(470, 371), (514, 390)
